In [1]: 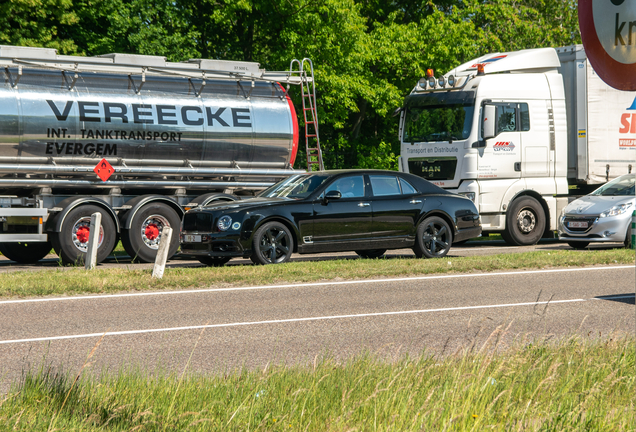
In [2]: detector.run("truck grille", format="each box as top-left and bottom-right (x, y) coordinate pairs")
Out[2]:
(183, 212), (214, 232)
(562, 215), (598, 233)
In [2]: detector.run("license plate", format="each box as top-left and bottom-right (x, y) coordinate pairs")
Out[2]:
(568, 221), (588, 228)
(184, 234), (202, 242)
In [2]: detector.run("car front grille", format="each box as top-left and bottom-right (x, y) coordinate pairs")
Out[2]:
(183, 212), (214, 232)
(562, 215), (598, 233)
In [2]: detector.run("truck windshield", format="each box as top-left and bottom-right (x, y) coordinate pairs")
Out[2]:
(403, 104), (474, 143)
(259, 174), (329, 199)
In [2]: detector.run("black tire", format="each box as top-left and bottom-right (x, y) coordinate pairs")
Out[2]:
(121, 203), (181, 263)
(51, 205), (117, 265)
(198, 256), (231, 267)
(413, 216), (452, 258)
(250, 221), (293, 265)
(502, 196), (546, 246)
(355, 249), (387, 259)
(567, 241), (589, 249)
(0, 241), (52, 264)
(625, 228), (632, 249)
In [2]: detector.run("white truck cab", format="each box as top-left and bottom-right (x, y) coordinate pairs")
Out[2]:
(399, 46), (635, 245)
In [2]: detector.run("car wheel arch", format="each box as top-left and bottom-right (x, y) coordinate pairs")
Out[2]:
(251, 216), (299, 253)
(417, 210), (456, 236)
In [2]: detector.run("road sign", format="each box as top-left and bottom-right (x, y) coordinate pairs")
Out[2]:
(94, 158), (114, 182)
(579, 0), (636, 91)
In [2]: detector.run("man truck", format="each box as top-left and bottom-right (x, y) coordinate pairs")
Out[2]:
(0, 45), (317, 264)
(398, 45), (635, 245)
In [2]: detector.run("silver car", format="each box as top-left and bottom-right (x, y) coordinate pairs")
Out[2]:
(558, 174), (635, 249)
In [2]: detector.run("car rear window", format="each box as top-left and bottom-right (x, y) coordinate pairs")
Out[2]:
(370, 175), (401, 196)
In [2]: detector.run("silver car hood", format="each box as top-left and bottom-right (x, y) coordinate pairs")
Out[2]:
(564, 195), (635, 215)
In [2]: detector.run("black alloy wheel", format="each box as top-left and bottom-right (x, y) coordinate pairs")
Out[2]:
(502, 196), (545, 246)
(567, 241), (589, 249)
(198, 256), (232, 267)
(251, 221), (293, 265)
(51, 205), (117, 265)
(413, 216), (452, 258)
(0, 241), (52, 264)
(355, 249), (387, 259)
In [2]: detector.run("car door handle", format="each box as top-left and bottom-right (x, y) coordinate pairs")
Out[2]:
(409, 199), (422, 204)
(358, 202), (370, 207)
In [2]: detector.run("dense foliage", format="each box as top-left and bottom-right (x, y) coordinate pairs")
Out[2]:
(0, 0), (580, 170)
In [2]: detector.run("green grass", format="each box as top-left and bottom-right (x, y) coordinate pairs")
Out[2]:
(0, 249), (633, 299)
(2, 335), (633, 431)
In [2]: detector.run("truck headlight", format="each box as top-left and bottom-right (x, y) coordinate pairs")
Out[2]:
(599, 203), (632, 218)
(217, 215), (232, 231)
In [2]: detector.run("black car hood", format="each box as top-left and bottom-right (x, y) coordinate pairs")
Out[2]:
(197, 197), (294, 213)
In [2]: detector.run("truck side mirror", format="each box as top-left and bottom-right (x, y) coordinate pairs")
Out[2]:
(482, 105), (496, 141)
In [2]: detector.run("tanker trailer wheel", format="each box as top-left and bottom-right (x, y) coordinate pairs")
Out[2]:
(0, 241), (52, 264)
(121, 203), (181, 263)
(501, 196), (545, 246)
(51, 205), (117, 265)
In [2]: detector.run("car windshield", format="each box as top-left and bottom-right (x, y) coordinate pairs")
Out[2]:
(591, 175), (635, 196)
(259, 174), (330, 199)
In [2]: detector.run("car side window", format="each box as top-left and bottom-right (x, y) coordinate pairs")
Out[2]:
(399, 178), (417, 194)
(370, 175), (401, 196)
(324, 175), (365, 198)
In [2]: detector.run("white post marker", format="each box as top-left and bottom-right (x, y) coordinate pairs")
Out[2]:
(152, 226), (172, 279)
(85, 212), (102, 270)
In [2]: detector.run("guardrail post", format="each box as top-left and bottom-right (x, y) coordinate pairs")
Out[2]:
(630, 210), (636, 249)
(85, 212), (101, 270)
(152, 227), (172, 279)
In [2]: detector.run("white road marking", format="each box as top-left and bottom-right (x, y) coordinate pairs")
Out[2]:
(0, 294), (632, 345)
(0, 265), (632, 306)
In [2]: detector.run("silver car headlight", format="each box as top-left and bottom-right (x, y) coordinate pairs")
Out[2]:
(599, 203), (632, 218)
(460, 192), (476, 203)
(217, 215), (232, 231)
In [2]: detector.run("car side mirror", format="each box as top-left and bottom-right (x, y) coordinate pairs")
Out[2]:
(323, 190), (341, 204)
(482, 105), (496, 141)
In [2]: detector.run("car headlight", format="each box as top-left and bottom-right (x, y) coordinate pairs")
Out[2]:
(599, 203), (632, 218)
(217, 215), (232, 231)
(460, 192), (476, 203)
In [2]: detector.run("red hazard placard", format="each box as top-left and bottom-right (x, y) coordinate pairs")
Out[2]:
(94, 158), (114, 182)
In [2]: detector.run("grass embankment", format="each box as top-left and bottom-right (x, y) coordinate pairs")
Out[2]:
(1, 335), (633, 431)
(1, 249), (634, 298)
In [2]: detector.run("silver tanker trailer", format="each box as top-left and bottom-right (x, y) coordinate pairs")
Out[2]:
(0, 45), (321, 265)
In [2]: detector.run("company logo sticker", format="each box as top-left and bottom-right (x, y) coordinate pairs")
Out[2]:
(493, 141), (515, 152)
(471, 55), (507, 68)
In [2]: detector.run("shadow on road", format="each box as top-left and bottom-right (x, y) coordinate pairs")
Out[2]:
(595, 294), (635, 305)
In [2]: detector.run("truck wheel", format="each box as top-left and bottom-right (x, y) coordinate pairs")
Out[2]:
(355, 249), (386, 259)
(0, 241), (52, 264)
(51, 205), (117, 265)
(121, 203), (181, 263)
(198, 256), (232, 267)
(250, 221), (293, 265)
(413, 216), (452, 258)
(502, 197), (545, 246)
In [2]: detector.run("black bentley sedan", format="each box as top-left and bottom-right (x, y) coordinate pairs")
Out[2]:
(180, 170), (481, 265)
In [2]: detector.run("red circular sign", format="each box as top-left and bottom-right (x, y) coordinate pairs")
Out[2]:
(579, 0), (636, 91)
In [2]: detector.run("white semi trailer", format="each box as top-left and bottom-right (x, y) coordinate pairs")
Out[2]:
(0, 45), (320, 264)
(398, 45), (635, 245)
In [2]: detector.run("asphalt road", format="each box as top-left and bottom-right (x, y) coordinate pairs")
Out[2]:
(1, 264), (633, 393)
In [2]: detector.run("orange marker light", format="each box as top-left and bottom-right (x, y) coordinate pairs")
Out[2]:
(477, 64), (485, 75)
(426, 69), (435, 78)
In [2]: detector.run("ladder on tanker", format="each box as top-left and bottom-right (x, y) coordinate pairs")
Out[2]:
(289, 59), (324, 171)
